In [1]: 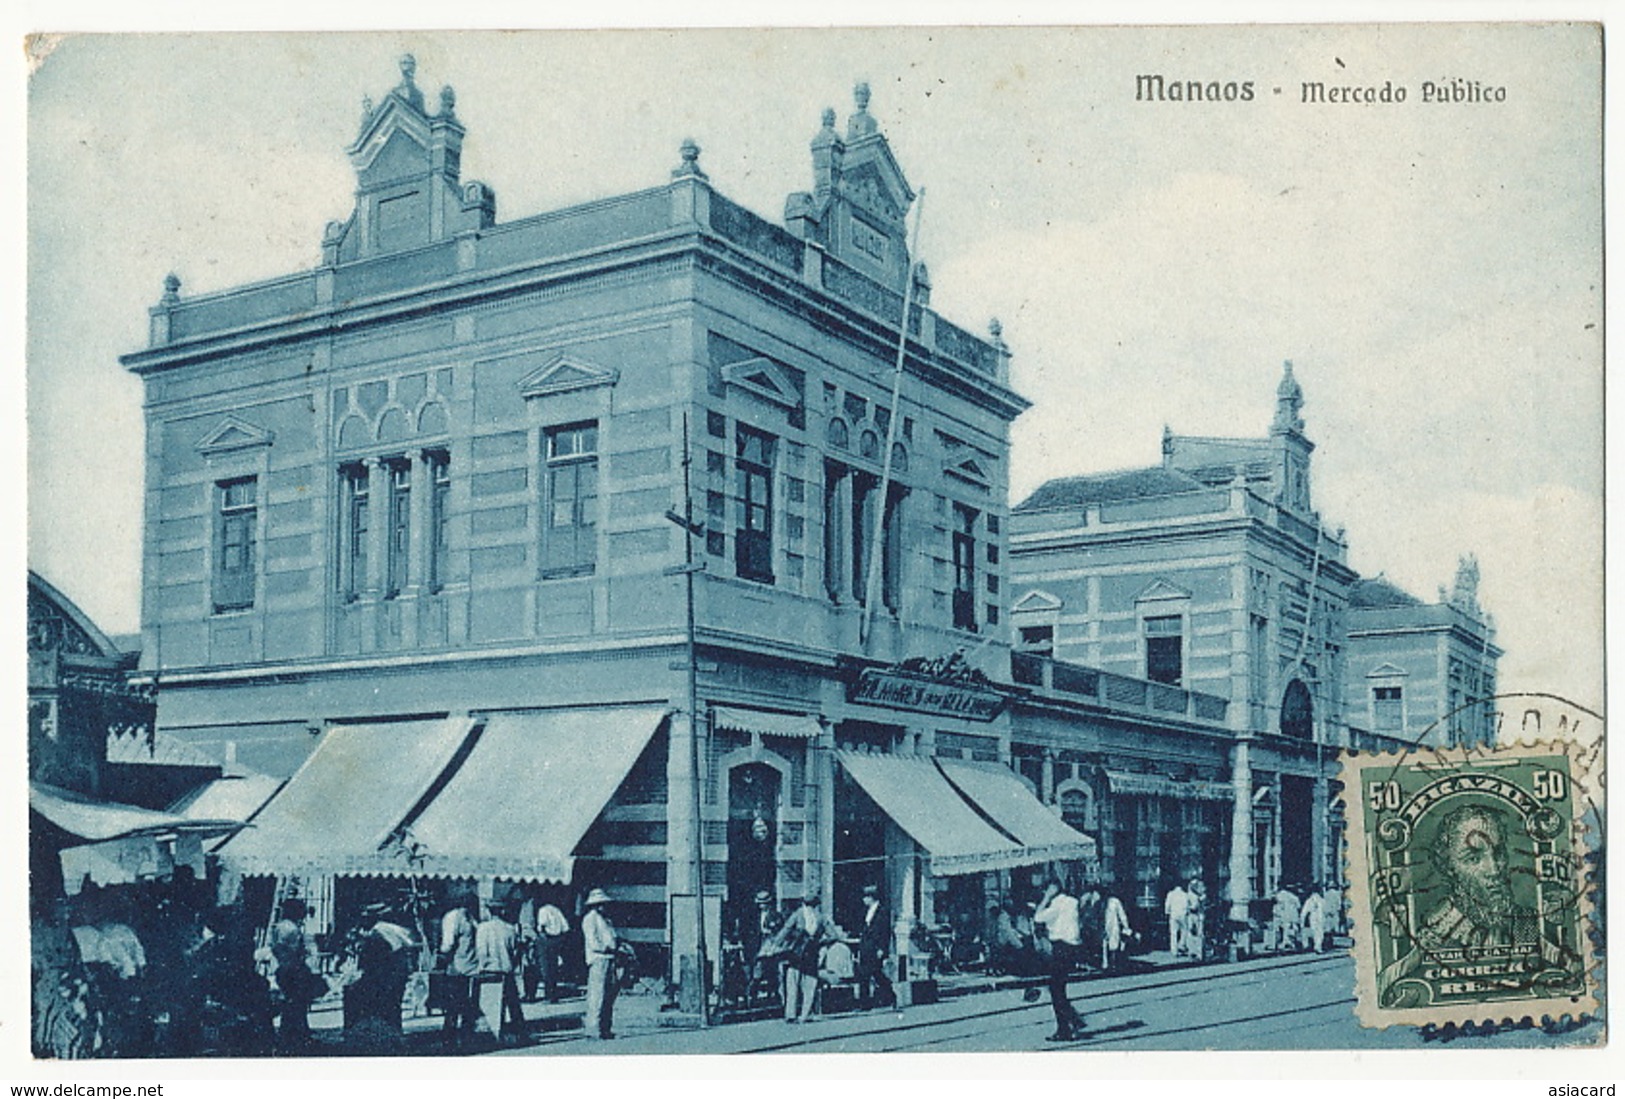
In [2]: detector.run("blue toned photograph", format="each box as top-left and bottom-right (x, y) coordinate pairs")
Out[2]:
(22, 26), (1602, 1062)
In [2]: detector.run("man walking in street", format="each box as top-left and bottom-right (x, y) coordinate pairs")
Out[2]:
(1164, 882), (1190, 958)
(1033, 879), (1086, 1041)
(854, 884), (892, 1009)
(776, 888), (836, 1024)
(581, 889), (619, 1040)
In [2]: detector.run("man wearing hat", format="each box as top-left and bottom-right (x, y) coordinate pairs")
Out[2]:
(774, 887), (837, 1023)
(581, 888), (619, 1039)
(854, 884), (892, 1009)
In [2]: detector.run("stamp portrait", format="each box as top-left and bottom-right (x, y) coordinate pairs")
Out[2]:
(1342, 718), (1597, 1029)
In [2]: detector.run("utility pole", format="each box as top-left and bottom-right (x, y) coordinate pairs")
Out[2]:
(664, 412), (710, 1025)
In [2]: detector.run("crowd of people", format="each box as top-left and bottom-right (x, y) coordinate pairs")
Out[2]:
(30, 872), (641, 1059)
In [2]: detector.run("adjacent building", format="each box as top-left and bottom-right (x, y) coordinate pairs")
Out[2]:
(1009, 367), (1401, 919)
(1345, 558), (1500, 748)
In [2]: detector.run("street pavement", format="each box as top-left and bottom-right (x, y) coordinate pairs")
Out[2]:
(432, 951), (1600, 1056)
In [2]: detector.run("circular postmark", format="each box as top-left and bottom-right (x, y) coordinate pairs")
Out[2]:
(1349, 692), (1600, 1014)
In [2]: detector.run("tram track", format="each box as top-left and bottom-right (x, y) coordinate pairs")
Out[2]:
(731, 951), (1348, 1054)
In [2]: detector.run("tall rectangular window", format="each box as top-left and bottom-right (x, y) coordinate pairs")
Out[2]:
(427, 452), (451, 593)
(881, 484), (906, 613)
(850, 472), (877, 603)
(735, 427), (775, 583)
(213, 477), (257, 612)
(1144, 614), (1184, 685)
(952, 503), (978, 631)
(341, 464), (370, 602)
(823, 463), (845, 600)
(543, 422), (598, 578)
(1249, 615), (1270, 704)
(386, 461), (411, 597)
(1372, 686), (1404, 733)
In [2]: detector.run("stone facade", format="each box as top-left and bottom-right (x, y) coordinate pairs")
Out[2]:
(125, 62), (1047, 977)
(1010, 367), (1400, 919)
(1345, 560), (1500, 748)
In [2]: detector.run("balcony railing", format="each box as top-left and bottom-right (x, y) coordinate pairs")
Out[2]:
(1010, 652), (1229, 726)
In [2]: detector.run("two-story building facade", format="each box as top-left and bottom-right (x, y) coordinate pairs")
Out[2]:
(1009, 366), (1362, 920)
(1345, 559), (1500, 748)
(125, 60), (1095, 992)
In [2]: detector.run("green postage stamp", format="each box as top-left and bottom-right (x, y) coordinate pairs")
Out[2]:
(1342, 736), (1597, 1029)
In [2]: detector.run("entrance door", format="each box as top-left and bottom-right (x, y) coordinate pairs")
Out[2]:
(1278, 774), (1314, 888)
(726, 763), (782, 947)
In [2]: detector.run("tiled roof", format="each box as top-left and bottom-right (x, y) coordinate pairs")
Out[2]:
(1350, 576), (1423, 608)
(1016, 466), (1207, 511)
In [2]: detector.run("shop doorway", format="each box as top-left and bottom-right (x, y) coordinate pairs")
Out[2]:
(1279, 774), (1315, 887)
(726, 763), (781, 944)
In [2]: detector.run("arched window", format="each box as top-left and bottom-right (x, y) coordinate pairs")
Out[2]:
(859, 429), (880, 460)
(1281, 679), (1314, 739)
(826, 417), (850, 449)
(1060, 786), (1094, 832)
(890, 442), (909, 473)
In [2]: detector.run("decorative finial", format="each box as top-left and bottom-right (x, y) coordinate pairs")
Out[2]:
(987, 317), (1002, 340)
(161, 273), (181, 306)
(821, 107), (837, 130)
(672, 137), (707, 180)
(1162, 424), (1175, 458)
(1273, 359), (1305, 433)
(848, 81), (878, 139)
(393, 53), (425, 112)
(439, 84), (456, 119)
(361, 95), (374, 125)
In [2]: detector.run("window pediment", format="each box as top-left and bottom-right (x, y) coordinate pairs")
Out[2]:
(722, 357), (799, 410)
(1012, 590), (1063, 615)
(516, 353), (619, 400)
(1135, 578), (1192, 605)
(196, 416), (274, 457)
(1365, 662), (1410, 679)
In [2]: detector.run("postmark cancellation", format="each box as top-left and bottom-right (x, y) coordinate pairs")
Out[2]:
(1340, 732), (1598, 1029)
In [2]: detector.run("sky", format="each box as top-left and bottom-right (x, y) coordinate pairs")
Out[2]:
(24, 24), (1604, 709)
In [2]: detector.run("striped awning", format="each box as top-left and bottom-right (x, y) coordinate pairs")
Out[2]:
(215, 717), (476, 878)
(711, 706), (821, 739)
(30, 782), (240, 842)
(397, 707), (670, 882)
(937, 759), (1097, 863)
(837, 752), (1035, 876)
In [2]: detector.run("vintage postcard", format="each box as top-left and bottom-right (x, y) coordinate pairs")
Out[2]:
(17, 21), (1603, 1072)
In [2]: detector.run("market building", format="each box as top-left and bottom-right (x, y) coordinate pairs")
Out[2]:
(123, 59), (1104, 998)
(1009, 367), (1379, 922)
(1344, 558), (1500, 748)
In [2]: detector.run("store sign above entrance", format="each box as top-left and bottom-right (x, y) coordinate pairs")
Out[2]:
(848, 652), (1007, 722)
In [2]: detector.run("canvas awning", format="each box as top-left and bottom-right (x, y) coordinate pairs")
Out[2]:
(395, 706), (670, 882)
(936, 759), (1098, 863)
(215, 717), (475, 877)
(29, 781), (239, 842)
(711, 706), (821, 739)
(837, 752), (1035, 876)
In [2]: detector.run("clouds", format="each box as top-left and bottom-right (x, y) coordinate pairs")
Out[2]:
(25, 26), (1602, 709)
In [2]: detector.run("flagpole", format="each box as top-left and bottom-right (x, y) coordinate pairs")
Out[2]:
(860, 187), (926, 647)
